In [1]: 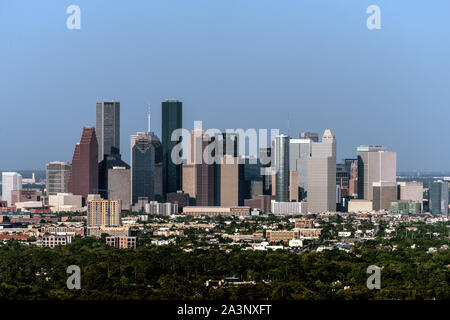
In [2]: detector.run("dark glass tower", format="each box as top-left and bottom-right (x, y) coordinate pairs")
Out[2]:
(131, 132), (162, 204)
(96, 101), (120, 163)
(162, 100), (182, 196)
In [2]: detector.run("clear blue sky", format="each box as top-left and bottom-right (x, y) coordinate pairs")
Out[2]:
(1, 0), (449, 171)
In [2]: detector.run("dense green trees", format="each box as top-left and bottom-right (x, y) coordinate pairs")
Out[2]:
(0, 234), (448, 300)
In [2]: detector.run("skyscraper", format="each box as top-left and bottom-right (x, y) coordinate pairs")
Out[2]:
(357, 146), (396, 201)
(306, 129), (336, 213)
(1, 172), (22, 206)
(216, 155), (245, 206)
(162, 100), (182, 195)
(96, 101), (120, 163)
(46, 161), (71, 195)
(273, 134), (290, 202)
(130, 132), (162, 204)
(183, 129), (215, 206)
(289, 138), (312, 191)
(68, 127), (99, 200)
(430, 181), (449, 215)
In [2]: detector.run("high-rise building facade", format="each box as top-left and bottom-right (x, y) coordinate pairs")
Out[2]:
(1, 172), (22, 206)
(259, 147), (272, 195)
(306, 130), (336, 213)
(130, 132), (162, 204)
(108, 166), (131, 211)
(357, 146), (396, 201)
(184, 130), (215, 206)
(289, 139), (312, 191)
(430, 181), (449, 215)
(67, 127), (99, 200)
(96, 101), (120, 163)
(273, 134), (289, 202)
(87, 199), (121, 227)
(46, 161), (71, 195)
(216, 155), (244, 206)
(162, 100), (182, 195)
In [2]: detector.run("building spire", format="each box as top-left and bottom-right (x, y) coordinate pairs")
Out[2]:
(147, 105), (151, 132)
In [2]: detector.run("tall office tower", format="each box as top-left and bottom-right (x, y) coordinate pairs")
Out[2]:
(216, 155), (244, 206)
(108, 166), (131, 211)
(68, 127), (99, 200)
(273, 134), (290, 202)
(87, 199), (121, 227)
(1, 172), (22, 206)
(306, 130), (336, 213)
(430, 181), (449, 215)
(289, 138), (312, 191)
(96, 101), (120, 163)
(357, 146), (396, 201)
(130, 132), (162, 205)
(46, 161), (71, 195)
(348, 161), (358, 197)
(300, 132), (319, 142)
(184, 130), (215, 206)
(259, 147), (272, 195)
(162, 100), (182, 195)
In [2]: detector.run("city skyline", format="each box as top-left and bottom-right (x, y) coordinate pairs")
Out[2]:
(2, 1), (450, 171)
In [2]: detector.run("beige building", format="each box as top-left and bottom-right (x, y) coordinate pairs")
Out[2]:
(306, 130), (336, 213)
(397, 181), (423, 202)
(48, 193), (83, 212)
(87, 225), (130, 238)
(87, 199), (121, 227)
(348, 199), (373, 213)
(219, 155), (240, 206)
(357, 146), (396, 201)
(289, 171), (299, 202)
(183, 206), (251, 217)
(182, 163), (196, 198)
(108, 166), (131, 211)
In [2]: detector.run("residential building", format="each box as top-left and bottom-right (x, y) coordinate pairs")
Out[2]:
(87, 199), (121, 227)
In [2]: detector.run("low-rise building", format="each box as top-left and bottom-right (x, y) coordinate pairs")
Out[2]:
(36, 235), (72, 247)
(183, 206), (251, 217)
(106, 236), (137, 249)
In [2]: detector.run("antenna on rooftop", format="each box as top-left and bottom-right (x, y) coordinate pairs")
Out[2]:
(147, 105), (151, 132)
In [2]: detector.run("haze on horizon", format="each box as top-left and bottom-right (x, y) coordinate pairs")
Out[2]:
(1, 0), (449, 171)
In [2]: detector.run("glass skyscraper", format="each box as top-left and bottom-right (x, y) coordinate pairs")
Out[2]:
(96, 101), (120, 163)
(162, 100), (182, 196)
(273, 134), (290, 202)
(130, 132), (162, 204)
